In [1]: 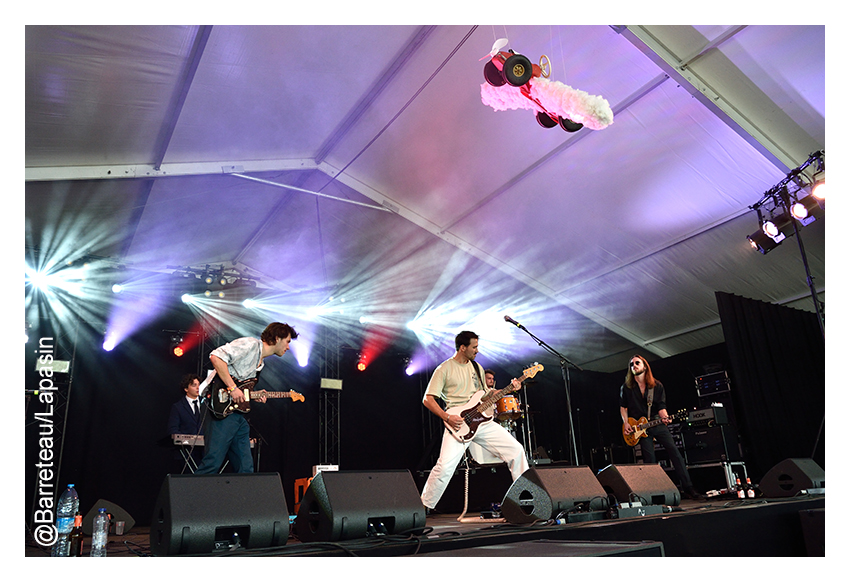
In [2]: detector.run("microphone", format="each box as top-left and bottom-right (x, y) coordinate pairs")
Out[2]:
(504, 315), (524, 328)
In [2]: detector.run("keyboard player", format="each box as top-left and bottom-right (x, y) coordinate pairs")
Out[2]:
(168, 373), (205, 473)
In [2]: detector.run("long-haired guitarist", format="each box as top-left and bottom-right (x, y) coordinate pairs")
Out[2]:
(619, 354), (703, 500)
(420, 330), (529, 512)
(194, 322), (299, 475)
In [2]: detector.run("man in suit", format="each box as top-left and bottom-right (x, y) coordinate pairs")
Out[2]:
(168, 373), (205, 473)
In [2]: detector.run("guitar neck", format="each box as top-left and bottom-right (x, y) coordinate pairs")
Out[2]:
(250, 390), (293, 399)
(641, 411), (685, 430)
(476, 377), (528, 410)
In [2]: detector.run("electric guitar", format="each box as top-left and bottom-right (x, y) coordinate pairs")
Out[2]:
(444, 363), (543, 442)
(203, 374), (304, 420)
(622, 409), (687, 447)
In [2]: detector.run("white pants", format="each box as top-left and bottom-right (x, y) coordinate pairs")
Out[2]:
(420, 421), (529, 509)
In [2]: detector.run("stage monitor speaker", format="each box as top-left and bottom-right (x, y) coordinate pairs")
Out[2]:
(149, 473), (289, 556)
(82, 499), (135, 536)
(759, 458), (825, 498)
(596, 464), (681, 506)
(295, 470), (426, 542)
(500, 466), (608, 524)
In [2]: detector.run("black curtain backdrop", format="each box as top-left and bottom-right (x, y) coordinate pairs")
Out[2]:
(715, 292), (825, 480)
(27, 293), (819, 528)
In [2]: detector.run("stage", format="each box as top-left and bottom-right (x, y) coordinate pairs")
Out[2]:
(25, 493), (824, 558)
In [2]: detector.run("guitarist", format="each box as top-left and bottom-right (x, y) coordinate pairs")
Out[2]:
(420, 331), (529, 512)
(194, 322), (299, 475)
(619, 355), (704, 500)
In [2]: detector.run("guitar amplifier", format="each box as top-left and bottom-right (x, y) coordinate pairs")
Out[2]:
(687, 406), (729, 427)
(682, 425), (742, 464)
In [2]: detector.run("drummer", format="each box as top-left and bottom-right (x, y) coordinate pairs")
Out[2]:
(486, 368), (522, 437)
(484, 368), (497, 390)
(484, 368), (498, 415)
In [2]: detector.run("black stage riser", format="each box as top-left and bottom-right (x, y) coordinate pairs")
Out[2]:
(235, 496), (824, 557)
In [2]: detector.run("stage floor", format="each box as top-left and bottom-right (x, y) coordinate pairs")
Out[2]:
(25, 494), (824, 558)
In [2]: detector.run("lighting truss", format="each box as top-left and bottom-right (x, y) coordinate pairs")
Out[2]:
(747, 150), (825, 335)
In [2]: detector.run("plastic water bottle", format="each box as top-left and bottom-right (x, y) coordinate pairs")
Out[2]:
(51, 484), (79, 557)
(90, 508), (109, 557)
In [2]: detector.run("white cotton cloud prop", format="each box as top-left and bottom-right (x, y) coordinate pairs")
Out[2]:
(480, 76), (614, 131)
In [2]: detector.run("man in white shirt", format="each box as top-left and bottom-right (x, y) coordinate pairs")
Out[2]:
(420, 331), (529, 511)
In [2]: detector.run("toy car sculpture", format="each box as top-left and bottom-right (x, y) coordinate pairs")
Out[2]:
(480, 40), (614, 133)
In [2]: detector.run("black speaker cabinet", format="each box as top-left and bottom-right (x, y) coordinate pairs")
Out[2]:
(596, 464), (681, 506)
(149, 473), (289, 556)
(759, 458), (825, 498)
(295, 470), (426, 542)
(682, 425), (742, 464)
(500, 466), (608, 524)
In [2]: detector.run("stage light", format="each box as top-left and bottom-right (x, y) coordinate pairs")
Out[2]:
(790, 195), (823, 225)
(243, 298), (257, 309)
(356, 353), (367, 372)
(181, 293), (193, 304)
(111, 283), (124, 294)
(811, 180), (825, 200)
(747, 230), (780, 255)
(170, 334), (185, 357)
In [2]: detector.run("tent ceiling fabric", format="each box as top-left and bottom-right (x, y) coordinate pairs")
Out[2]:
(25, 25), (825, 372)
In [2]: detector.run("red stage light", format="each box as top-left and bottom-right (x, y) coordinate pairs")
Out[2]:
(173, 345), (184, 357)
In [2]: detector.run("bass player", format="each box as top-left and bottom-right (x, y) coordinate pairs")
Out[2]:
(420, 330), (529, 512)
(619, 354), (704, 500)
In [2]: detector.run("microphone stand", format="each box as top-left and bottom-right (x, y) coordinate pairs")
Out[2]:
(511, 321), (583, 466)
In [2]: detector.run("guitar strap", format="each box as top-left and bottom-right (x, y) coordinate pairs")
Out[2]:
(471, 360), (485, 391)
(646, 386), (654, 420)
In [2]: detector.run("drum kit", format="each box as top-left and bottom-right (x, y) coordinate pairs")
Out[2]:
(494, 394), (524, 431)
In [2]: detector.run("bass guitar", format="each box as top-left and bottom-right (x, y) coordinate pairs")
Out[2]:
(203, 375), (304, 420)
(622, 409), (686, 447)
(444, 363), (543, 442)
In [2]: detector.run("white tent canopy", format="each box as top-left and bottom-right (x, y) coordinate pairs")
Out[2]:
(25, 25), (825, 372)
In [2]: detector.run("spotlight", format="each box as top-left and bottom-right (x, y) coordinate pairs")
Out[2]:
(356, 353), (367, 372)
(811, 180), (825, 200)
(747, 230), (780, 255)
(111, 284), (124, 294)
(243, 298), (257, 309)
(762, 213), (793, 243)
(170, 334), (185, 357)
(790, 195), (822, 225)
